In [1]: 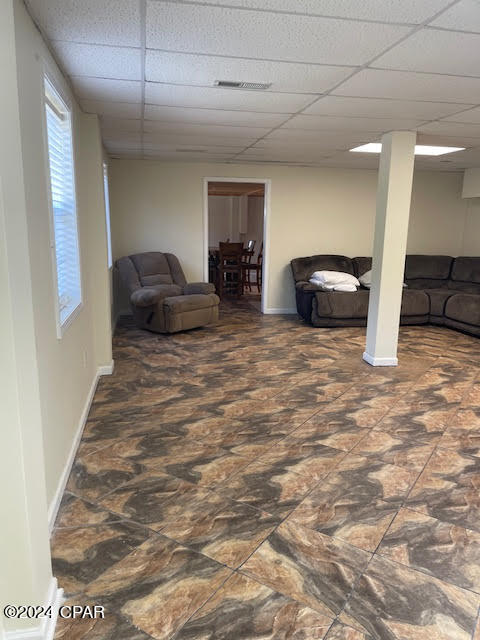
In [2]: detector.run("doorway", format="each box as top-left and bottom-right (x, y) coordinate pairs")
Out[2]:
(203, 178), (270, 313)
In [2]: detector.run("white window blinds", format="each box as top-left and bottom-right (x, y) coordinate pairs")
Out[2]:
(44, 77), (82, 332)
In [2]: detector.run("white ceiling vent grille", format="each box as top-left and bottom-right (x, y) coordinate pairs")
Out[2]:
(215, 80), (271, 90)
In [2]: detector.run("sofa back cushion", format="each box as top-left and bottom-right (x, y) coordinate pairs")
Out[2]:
(291, 255), (354, 283)
(405, 255), (453, 289)
(130, 252), (174, 286)
(353, 257), (372, 278)
(448, 257), (480, 293)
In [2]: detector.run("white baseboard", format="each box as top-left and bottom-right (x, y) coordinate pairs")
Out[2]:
(263, 307), (297, 314)
(5, 578), (64, 640)
(363, 351), (398, 367)
(47, 363), (114, 533)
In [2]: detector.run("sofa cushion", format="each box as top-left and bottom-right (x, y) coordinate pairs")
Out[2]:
(130, 252), (174, 286)
(291, 255), (354, 284)
(448, 257), (480, 293)
(314, 289), (429, 319)
(405, 255), (453, 289)
(353, 257), (372, 278)
(426, 289), (458, 317)
(445, 294), (480, 326)
(163, 293), (220, 314)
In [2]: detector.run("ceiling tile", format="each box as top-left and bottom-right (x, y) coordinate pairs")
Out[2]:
(263, 129), (380, 148)
(334, 68), (480, 103)
(374, 28), (480, 76)
(81, 100), (142, 119)
(196, 0), (451, 23)
(144, 105), (289, 127)
(142, 133), (258, 147)
(143, 151), (235, 161)
(71, 77), (142, 103)
(145, 83), (312, 113)
(430, 0), (480, 33)
(145, 51), (353, 93)
(304, 95), (473, 120)
(284, 114), (423, 132)
(51, 42), (142, 80)
(146, 2), (411, 65)
(143, 121), (272, 138)
(25, 0), (141, 46)
(100, 117), (142, 132)
(417, 132), (480, 147)
(143, 143), (245, 154)
(442, 106), (480, 124)
(418, 121), (480, 138)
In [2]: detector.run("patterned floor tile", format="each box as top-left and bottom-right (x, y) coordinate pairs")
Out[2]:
(406, 449), (480, 532)
(159, 495), (279, 568)
(220, 460), (319, 517)
(174, 573), (333, 639)
(55, 493), (122, 528)
(241, 521), (371, 618)
(288, 478), (397, 552)
(350, 429), (437, 471)
(257, 441), (346, 481)
(51, 521), (151, 595)
(377, 507), (480, 592)
(340, 555), (480, 640)
(333, 454), (419, 505)
(84, 535), (232, 639)
(325, 621), (373, 639)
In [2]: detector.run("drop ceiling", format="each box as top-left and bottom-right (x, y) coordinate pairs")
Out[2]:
(25, 0), (480, 170)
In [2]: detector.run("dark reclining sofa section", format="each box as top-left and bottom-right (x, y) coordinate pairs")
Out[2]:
(291, 254), (480, 337)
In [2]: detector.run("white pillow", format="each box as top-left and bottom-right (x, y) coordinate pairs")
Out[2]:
(308, 279), (358, 292)
(359, 269), (372, 288)
(359, 269), (408, 288)
(310, 270), (360, 287)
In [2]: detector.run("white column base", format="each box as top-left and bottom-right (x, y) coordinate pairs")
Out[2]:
(5, 578), (64, 640)
(363, 352), (398, 367)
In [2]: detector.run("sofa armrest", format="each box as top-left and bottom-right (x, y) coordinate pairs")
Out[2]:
(183, 282), (216, 295)
(130, 284), (182, 307)
(295, 280), (320, 292)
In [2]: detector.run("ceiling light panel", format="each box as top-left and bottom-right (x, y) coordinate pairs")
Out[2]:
(350, 143), (465, 155)
(146, 2), (411, 65)
(144, 84), (312, 113)
(145, 51), (353, 94)
(26, 0), (141, 46)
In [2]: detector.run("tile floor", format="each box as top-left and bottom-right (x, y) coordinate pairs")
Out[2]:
(52, 299), (480, 639)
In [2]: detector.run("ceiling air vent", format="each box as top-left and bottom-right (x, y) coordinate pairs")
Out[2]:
(215, 80), (271, 90)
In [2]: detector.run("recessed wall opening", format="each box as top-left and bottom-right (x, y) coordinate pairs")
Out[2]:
(204, 178), (269, 313)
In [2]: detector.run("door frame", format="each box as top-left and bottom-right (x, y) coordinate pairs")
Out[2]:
(203, 176), (271, 314)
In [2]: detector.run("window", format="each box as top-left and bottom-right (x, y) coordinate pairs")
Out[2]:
(103, 162), (112, 268)
(44, 76), (82, 334)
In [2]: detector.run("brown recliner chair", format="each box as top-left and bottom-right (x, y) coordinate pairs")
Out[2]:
(115, 252), (220, 333)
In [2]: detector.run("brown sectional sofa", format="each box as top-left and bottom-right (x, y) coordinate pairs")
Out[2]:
(291, 254), (480, 337)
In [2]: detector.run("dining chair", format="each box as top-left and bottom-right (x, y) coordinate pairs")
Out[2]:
(217, 242), (244, 297)
(243, 241), (263, 293)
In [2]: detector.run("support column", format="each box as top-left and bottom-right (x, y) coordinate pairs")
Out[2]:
(0, 1), (61, 637)
(364, 131), (416, 367)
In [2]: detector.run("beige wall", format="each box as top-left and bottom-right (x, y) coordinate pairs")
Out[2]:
(462, 199), (480, 255)
(13, 0), (112, 510)
(110, 159), (469, 312)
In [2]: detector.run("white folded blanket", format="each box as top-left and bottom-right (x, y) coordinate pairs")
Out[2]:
(310, 270), (360, 287)
(309, 278), (357, 292)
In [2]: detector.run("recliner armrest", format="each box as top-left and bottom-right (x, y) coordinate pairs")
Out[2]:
(130, 284), (182, 307)
(183, 282), (216, 295)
